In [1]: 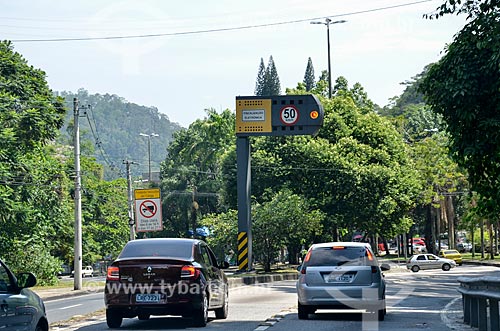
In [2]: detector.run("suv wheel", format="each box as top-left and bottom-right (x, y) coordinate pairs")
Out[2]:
(106, 309), (123, 328)
(298, 302), (310, 320)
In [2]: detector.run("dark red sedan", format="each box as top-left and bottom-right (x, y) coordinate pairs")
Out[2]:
(104, 238), (229, 328)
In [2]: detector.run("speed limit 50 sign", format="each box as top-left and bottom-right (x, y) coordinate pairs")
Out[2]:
(280, 106), (299, 125)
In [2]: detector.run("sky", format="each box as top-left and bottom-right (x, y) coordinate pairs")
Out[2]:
(2, 0), (466, 128)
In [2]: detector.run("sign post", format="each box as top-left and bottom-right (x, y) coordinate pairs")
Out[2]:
(235, 95), (324, 271)
(134, 188), (162, 233)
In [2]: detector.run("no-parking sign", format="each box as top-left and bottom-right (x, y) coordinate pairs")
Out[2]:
(134, 188), (162, 232)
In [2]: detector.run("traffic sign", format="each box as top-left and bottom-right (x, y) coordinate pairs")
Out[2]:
(236, 95), (323, 136)
(134, 188), (162, 232)
(280, 106), (299, 125)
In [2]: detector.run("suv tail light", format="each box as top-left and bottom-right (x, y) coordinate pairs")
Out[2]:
(107, 266), (120, 281)
(181, 265), (200, 279)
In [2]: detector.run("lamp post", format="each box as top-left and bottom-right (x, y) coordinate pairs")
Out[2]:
(139, 133), (159, 182)
(311, 18), (346, 98)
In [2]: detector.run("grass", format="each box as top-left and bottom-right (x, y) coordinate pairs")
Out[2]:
(33, 278), (105, 291)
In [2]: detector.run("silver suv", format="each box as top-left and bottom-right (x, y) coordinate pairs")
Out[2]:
(296, 242), (389, 321)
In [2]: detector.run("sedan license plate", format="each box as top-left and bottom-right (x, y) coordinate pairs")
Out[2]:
(328, 273), (353, 283)
(136, 293), (161, 303)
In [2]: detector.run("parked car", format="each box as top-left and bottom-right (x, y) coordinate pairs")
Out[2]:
(407, 254), (456, 272)
(438, 249), (463, 266)
(296, 242), (389, 321)
(70, 265), (94, 278)
(412, 238), (426, 246)
(0, 258), (49, 331)
(456, 242), (472, 253)
(104, 238), (229, 328)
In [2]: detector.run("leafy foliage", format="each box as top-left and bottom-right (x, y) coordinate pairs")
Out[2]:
(57, 89), (182, 180)
(421, 1), (500, 214)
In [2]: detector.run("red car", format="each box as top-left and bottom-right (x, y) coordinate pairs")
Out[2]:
(104, 238), (229, 328)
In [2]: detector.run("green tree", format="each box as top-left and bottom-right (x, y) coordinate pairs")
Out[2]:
(421, 1), (500, 214)
(0, 41), (69, 284)
(303, 57), (316, 91)
(254, 56), (281, 96)
(254, 58), (266, 96)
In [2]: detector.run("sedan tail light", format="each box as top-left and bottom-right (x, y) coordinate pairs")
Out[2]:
(181, 265), (200, 279)
(107, 266), (120, 281)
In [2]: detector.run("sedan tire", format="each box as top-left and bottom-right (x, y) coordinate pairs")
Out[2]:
(106, 309), (123, 328)
(411, 265), (420, 273)
(214, 291), (229, 319)
(442, 263), (451, 271)
(192, 292), (208, 327)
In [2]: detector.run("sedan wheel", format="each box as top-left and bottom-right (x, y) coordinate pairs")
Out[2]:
(215, 291), (229, 319)
(442, 263), (451, 271)
(411, 265), (420, 273)
(106, 309), (123, 328)
(193, 292), (208, 327)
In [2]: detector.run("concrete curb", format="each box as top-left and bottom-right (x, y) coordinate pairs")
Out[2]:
(463, 260), (500, 268)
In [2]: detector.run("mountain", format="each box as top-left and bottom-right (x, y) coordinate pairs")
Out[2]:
(56, 89), (183, 180)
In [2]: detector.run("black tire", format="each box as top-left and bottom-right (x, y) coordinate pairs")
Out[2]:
(192, 292), (208, 327)
(214, 291), (228, 319)
(35, 319), (48, 331)
(298, 302), (309, 320)
(138, 313), (150, 320)
(106, 309), (123, 328)
(378, 309), (385, 321)
(442, 263), (451, 271)
(411, 265), (420, 273)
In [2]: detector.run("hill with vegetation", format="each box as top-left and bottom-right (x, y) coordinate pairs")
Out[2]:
(56, 89), (183, 180)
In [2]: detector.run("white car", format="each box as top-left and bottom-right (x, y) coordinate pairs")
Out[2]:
(71, 266), (94, 278)
(407, 254), (456, 272)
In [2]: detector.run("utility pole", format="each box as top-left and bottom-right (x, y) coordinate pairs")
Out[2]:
(73, 98), (82, 290)
(123, 160), (137, 241)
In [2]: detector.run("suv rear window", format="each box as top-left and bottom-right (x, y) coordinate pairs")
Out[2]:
(307, 246), (376, 267)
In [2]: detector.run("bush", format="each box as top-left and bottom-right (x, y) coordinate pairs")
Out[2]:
(4, 240), (61, 286)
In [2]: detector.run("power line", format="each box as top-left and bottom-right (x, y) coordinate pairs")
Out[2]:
(9, 1), (432, 43)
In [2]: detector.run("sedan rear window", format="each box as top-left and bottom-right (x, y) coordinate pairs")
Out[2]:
(118, 240), (194, 259)
(307, 246), (375, 267)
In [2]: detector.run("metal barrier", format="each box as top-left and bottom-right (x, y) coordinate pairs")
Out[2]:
(457, 276), (500, 331)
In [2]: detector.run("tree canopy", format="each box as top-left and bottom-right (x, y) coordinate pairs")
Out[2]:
(421, 0), (500, 214)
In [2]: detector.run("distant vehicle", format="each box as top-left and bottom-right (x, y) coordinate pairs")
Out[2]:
(0, 258), (49, 331)
(104, 238), (229, 328)
(457, 242), (472, 253)
(438, 249), (463, 266)
(297, 242), (390, 321)
(412, 238), (426, 246)
(407, 254), (456, 272)
(70, 265), (94, 278)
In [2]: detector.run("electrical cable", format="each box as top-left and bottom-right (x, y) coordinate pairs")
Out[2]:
(9, 1), (433, 43)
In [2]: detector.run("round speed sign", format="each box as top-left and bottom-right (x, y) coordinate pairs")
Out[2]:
(280, 106), (299, 125)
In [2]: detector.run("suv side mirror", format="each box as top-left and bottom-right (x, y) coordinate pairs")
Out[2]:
(16, 272), (37, 289)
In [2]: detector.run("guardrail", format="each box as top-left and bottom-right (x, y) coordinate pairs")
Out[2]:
(457, 276), (500, 331)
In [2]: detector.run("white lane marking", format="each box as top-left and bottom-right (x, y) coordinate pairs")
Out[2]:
(59, 304), (82, 310)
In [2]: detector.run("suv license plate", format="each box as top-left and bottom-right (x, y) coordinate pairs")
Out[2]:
(328, 274), (353, 283)
(136, 293), (161, 303)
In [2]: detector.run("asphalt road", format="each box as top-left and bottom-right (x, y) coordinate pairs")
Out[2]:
(48, 264), (500, 331)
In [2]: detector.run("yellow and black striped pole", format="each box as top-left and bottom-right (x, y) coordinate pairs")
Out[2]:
(238, 232), (249, 271)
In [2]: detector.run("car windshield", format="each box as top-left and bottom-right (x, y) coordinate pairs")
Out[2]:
(307, 246), (375, 267)
(118, 240), (194, 259)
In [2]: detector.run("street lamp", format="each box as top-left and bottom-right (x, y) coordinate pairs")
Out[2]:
(311, 18), (346, 98)
(139, 133), (159, 182)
